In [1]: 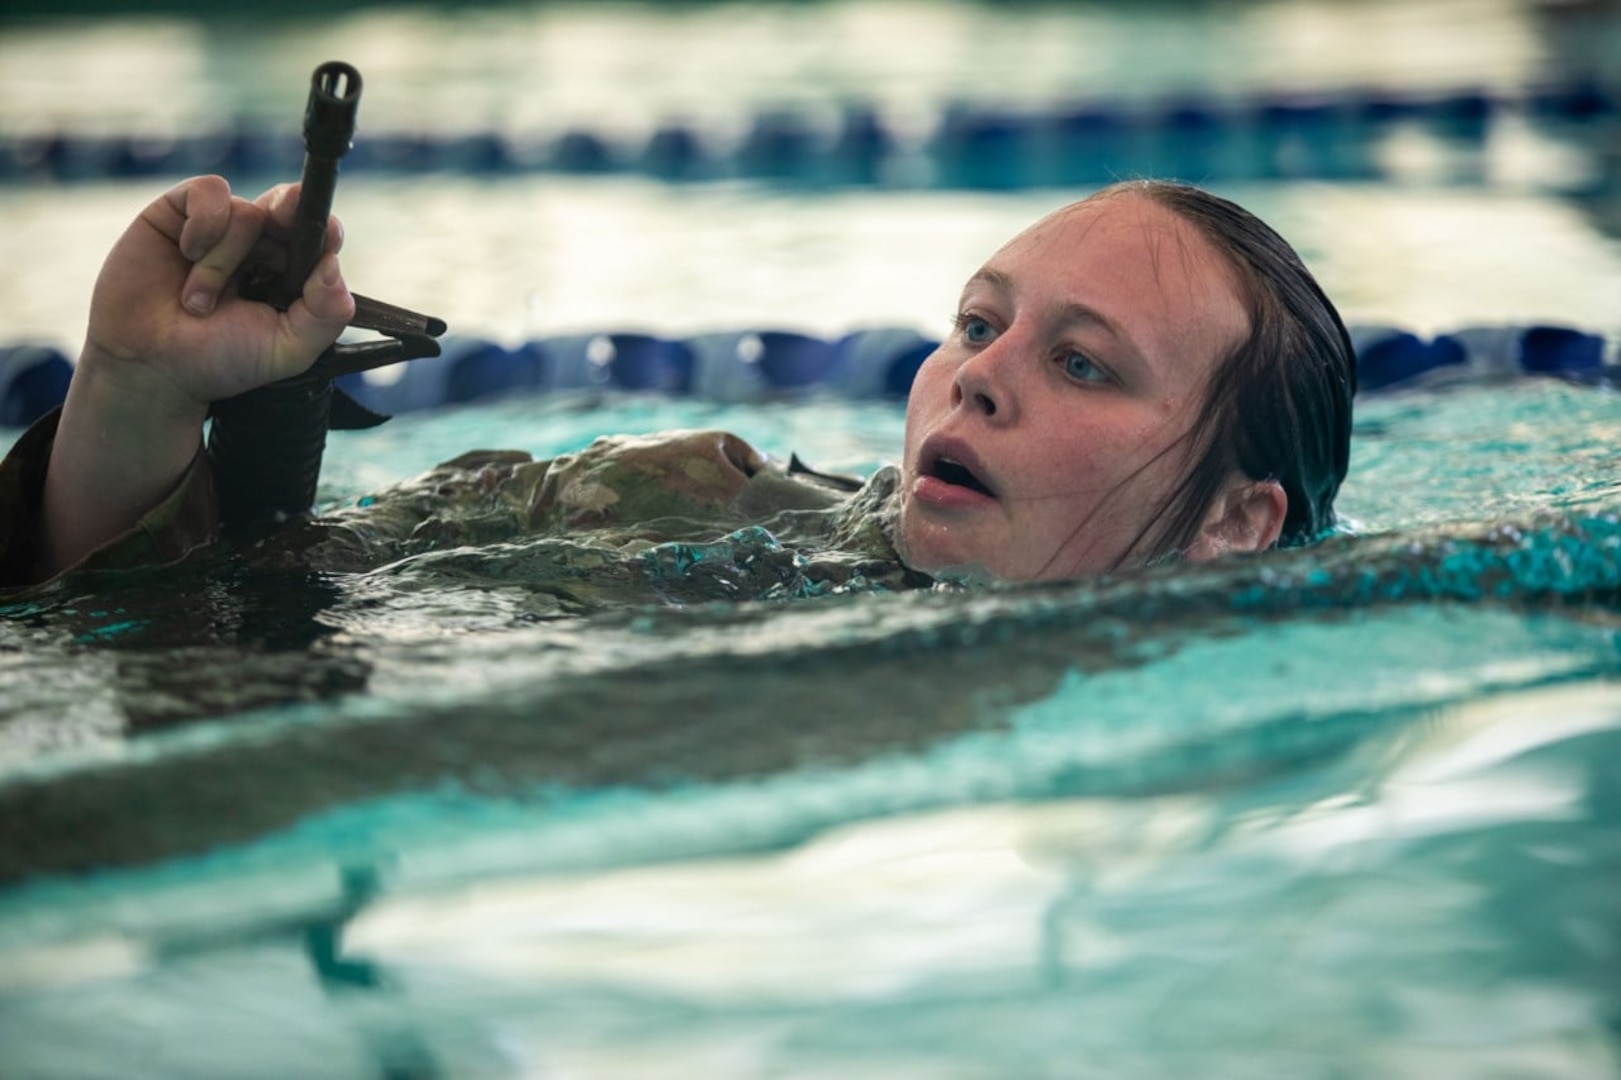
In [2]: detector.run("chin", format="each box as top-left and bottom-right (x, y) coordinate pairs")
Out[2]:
(894, 511), (1003, 583)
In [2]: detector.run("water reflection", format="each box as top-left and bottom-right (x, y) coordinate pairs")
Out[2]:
(3, 495), (1619, 887)
(5, 682), (1612, 1079)
(0, 560), (371, 737)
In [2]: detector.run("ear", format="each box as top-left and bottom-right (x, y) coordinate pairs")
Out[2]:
(1183, 477), (1287, 563)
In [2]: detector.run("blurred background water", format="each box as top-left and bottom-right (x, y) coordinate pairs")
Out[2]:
(2, 0), (1620, 355)
(2, 2), (1621, 1078)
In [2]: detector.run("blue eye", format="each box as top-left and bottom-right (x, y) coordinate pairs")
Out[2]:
(957, 314), (996, 345)
(1064, 351), (1110, 384)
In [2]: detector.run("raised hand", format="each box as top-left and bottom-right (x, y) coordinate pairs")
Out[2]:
(41, 174), (355, 575)
(81, 175), (355, 415)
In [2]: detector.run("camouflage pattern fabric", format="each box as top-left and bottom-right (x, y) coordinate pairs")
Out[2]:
(1, 413), (924, 605)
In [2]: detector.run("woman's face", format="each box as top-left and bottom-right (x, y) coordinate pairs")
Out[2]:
(897, 192), (1251, 581)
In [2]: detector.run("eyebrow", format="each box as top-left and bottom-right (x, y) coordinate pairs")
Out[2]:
(965, 267), (1153, 376)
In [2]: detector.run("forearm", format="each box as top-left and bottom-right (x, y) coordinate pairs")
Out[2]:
(40, 345), (210, 576)
(35, 176), (353, 578)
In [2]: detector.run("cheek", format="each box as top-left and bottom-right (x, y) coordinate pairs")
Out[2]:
(1059, 407), (1182, 475)
(910, 350), (955, 405)
(902, 355), (955, 448)
(1014, 411), (1187, 535)
(1016, 412), (1135, 492)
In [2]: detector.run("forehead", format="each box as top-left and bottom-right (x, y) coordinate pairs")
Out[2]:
(985, 193), (1250, 383)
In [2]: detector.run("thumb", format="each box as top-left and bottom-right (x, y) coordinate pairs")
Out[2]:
(271, 253), (356, 379)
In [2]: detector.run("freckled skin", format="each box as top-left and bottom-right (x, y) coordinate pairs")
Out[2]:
(896, 193), (1251, 582)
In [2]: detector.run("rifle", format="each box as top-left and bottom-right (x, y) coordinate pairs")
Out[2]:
(208, 61), (446, 534)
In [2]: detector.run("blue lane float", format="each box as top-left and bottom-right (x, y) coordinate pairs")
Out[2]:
(3, 81), (1614, 188)
(0, 345), (72, 428)
(1351, 324), (1613, 392)
(1349, 328), (1469, 392)
(3, 325), (1615, 424)
(331, 327), (937, 413)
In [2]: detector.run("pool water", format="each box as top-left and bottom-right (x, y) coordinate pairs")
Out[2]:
(2, 377), (1620, 1077)
(3, 1), (1621, 1077)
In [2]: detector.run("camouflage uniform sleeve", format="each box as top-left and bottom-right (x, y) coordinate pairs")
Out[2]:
(529, 430), (827, 531)
(0, 407), (220, 592)
(312, 429), (852, 565)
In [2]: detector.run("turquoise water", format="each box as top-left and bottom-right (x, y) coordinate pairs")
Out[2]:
(3, 1), (1621, 1076)
(2, 379), (1620, 1077)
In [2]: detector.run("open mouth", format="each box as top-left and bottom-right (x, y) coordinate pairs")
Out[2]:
(930, 456), (995, 498)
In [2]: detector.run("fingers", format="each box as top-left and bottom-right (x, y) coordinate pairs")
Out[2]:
(159, 179), (268, 317)
(181, 206), (264, 316)
(165, 175), (233, 258)
(253, 182), (297, 242)
(250, 183), (345, 279)
(254, 183), (343, 251)
(303, 252), (355, 326)
(270, 252), (355, 379)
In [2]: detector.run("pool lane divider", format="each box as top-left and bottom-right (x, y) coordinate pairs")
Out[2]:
(2, 323), (1617, 428)
(1, 81), (1615, 189)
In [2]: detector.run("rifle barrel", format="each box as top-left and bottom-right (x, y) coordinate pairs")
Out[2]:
(282, 61), (362, 306)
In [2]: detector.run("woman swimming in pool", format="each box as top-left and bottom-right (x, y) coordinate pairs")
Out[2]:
(3, 174), (1353, 590)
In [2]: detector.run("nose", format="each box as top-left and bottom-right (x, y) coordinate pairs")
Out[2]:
(950, 329), (1023, 423)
